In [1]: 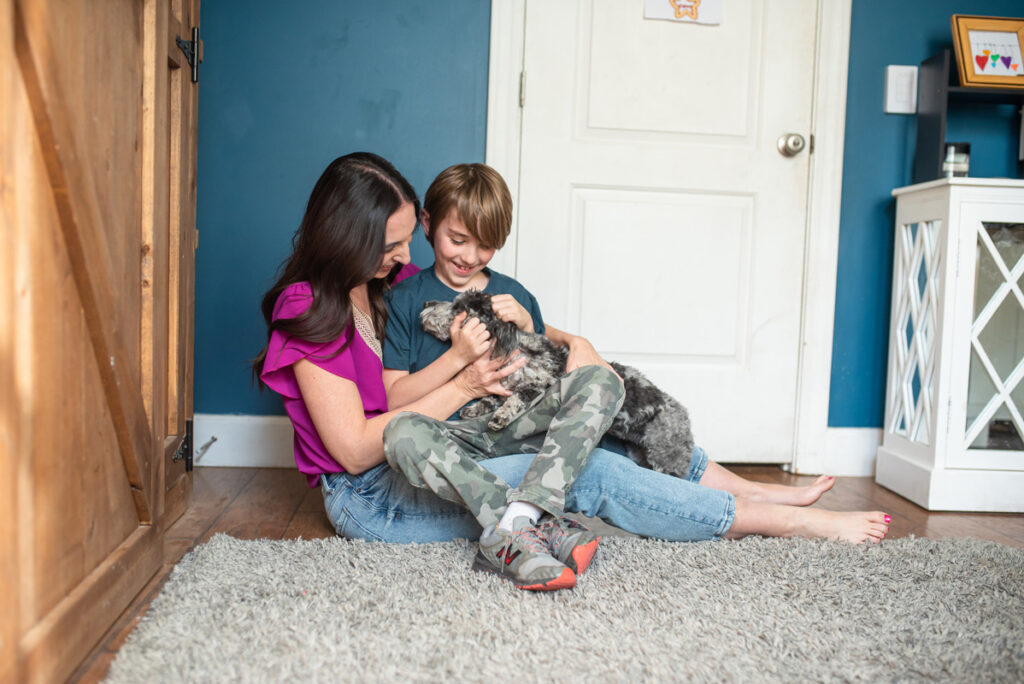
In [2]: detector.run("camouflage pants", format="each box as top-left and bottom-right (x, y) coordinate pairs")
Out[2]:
(383, 365), (625, 529)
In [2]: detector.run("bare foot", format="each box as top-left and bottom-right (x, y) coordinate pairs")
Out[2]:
(745, 475), (835, 506)
(728, 500), (890, 542)
(794, 509), (890, 544)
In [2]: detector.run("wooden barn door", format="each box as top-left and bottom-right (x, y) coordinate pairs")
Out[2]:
(0, 0), (199, 681)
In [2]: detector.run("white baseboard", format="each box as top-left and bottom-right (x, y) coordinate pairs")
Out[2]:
(193, 413), (884, 478)
(193, 413), (295, 468)
(192, 414), (884, 475)
(819, 427), (881, 477)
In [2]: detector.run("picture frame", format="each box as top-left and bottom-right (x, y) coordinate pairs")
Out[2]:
(952, 15), (1024, 89)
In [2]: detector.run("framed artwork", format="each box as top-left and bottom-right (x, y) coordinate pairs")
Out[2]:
(952, 15), (1024, 88)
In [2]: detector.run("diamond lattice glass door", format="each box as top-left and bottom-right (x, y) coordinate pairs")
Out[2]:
(965, 222), (1024, 450)
(888, 220), (940, 445)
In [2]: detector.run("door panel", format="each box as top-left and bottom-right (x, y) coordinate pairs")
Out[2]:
(585, 2), (758, 137)
(2, 0), (198, 681)
(516, 0), (817, 461)
(576, 189), (752, 358)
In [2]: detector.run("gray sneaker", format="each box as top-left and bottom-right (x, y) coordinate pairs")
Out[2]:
(536, 515), (601, 575)
(472, 516), (576, 591)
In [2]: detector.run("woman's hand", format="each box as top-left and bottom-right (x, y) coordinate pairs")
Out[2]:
(490, 294), (534, 333)
(454, 347), (527, 398)
(449, 312), (491, 366)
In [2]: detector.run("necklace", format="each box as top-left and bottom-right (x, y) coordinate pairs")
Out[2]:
(351, 303), (382, 360)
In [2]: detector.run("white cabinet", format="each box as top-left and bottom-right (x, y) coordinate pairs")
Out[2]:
(876, 178), (1024, 512)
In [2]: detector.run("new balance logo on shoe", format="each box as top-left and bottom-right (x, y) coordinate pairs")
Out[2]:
(472, 522), (576, 591)
(496, 545), (521, 566)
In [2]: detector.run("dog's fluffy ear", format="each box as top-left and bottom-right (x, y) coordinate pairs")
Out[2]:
(420, 300), (456, 341)
(490, 320), (520, 359)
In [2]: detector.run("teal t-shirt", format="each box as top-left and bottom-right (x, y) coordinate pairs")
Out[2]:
(383, 264), (628, 453)
(383, 265), (545, 376)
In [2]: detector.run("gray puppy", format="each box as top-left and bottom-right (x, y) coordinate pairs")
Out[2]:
(420, 290), (695, 479)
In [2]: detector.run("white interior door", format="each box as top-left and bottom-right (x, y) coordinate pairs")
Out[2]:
(513, 0), (818, 462)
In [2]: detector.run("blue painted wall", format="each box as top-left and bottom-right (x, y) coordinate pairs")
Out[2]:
(830, 0), (1022, 427)
(195, 1), (490, 415)
(195, 1), (1023, 425)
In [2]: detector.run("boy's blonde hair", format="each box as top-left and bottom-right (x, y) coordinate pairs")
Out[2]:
(423, 163), (512, 250)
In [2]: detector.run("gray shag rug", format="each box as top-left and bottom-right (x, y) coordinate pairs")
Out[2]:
(105, 534), (1024, 683)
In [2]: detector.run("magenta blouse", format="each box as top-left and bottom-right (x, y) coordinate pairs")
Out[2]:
(260, 264), (419, 487)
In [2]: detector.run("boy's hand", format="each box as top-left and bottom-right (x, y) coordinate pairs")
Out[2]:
(455, 350), (527, 398)
(449, 312), (491, 366)
(490, 294), (534, 333)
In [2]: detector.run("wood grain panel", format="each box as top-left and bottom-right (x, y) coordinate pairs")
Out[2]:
(14, 0), (154, 522)
(166, 0), (199, 438)
(167, 26), (184, 435)
(4, 119), (147, 681)
(9, 6), (142, 630)
(142, 0), (171, 436)
(20, 527), (161, 684)
(164, 0), (198, 525)
(1, 1), (23, 680)
(28, 230), (137, 620)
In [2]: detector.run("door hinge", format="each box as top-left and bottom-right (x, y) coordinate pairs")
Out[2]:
(519, 71), (526, 108)
(172, 418), (194, 471)
(176, 26), (201, 84)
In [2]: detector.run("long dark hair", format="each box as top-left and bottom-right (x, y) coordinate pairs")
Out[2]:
(252, 153), (418, 385)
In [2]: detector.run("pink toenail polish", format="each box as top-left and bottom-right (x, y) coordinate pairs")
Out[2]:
(884, 515), (891, 523)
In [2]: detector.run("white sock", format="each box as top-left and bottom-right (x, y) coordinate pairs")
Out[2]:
(497, 501), (543, 531)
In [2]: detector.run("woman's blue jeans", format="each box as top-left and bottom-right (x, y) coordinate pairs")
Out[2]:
(320, 447), (734, 543)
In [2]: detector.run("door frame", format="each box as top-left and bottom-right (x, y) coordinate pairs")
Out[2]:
(485, 0), (851, 474)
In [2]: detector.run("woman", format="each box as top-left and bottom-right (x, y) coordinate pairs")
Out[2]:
(253, 153), (890, 580)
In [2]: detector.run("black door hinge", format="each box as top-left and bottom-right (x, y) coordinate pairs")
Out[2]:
(172, 418), (194, 472)
(176, 26), (201, 84)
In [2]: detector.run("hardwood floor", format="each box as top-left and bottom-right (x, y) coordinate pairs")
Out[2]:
(70, 465), (1024, 682)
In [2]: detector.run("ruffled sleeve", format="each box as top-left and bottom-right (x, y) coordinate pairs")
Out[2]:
(260, 282), (358, 398)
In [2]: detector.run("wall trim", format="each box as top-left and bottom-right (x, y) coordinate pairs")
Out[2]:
(484, 0), (525, 276)
(193, 413), (294, 468)
(487, 0), (854, 475)
(791, 0), (853, 474)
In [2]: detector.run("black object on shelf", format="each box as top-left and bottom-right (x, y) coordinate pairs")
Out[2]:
(914, 49), (1024, 184)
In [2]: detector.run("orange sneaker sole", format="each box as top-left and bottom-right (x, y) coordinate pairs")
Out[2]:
(570, 537), (601, 575)
(519, 566), (577, 591)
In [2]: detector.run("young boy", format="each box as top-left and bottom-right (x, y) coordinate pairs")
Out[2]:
(381, 163), (624, 591)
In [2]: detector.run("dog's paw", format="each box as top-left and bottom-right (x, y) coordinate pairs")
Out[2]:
(464, 397), (495, 419)
(487, 416), (510, 431)
(459, 405), (482, 420)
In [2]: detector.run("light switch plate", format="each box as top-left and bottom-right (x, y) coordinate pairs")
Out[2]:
(884, 65), (918, 114)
